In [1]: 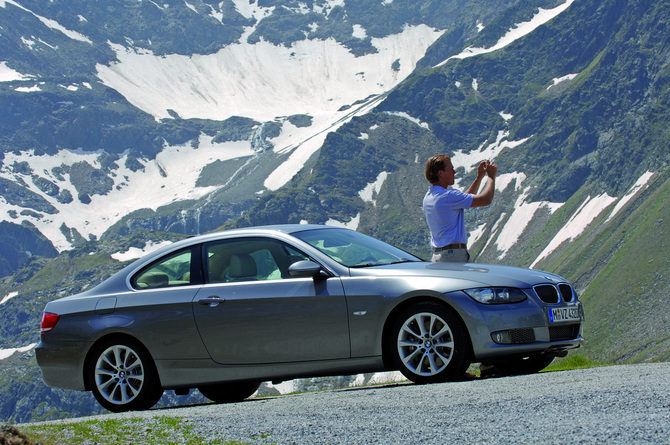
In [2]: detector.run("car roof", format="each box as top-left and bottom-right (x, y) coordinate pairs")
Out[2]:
(74, 224), (342, 298)
(222, 224), (334, 235)
(186, 224), (336, 243)
(137, 224), (337, 260)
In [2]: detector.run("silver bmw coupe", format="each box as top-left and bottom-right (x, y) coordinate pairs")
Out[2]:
(36, 225), (584, 412)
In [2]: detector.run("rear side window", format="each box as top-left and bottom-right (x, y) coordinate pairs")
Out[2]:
(132, 248), (195, 289)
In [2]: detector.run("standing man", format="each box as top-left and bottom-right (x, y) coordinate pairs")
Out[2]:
(423, 154), (497, 262)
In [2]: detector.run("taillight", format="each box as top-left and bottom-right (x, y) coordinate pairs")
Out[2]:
(40, 312), (60, 333)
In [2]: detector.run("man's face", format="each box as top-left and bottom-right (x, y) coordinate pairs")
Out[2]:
(439, 160), (456, 186)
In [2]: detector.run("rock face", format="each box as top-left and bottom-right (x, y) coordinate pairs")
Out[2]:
(0, 222), (58, 277)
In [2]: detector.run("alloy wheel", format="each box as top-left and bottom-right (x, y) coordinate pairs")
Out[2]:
(397, 311), (455, 377)
(94, 344), (146, 406)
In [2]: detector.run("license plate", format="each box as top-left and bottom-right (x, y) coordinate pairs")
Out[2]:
(549, 306), (580, 323)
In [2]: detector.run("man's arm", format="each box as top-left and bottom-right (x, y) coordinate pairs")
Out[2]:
(471, 161), (498, 208)
(466, 161), (488, 195)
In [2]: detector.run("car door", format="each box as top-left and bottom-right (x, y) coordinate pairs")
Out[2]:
(124, 245), (208, 359)
(192, 237), (350, 365)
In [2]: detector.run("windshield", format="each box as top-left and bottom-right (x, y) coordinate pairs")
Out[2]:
(293, 228), (422, 268)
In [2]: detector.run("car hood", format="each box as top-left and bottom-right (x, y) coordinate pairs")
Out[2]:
(349, 261), (568, 289)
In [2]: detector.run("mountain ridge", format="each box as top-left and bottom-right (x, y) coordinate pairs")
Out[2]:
(2, 0), (670, 423)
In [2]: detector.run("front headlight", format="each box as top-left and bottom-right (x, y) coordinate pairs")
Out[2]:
(464, 288), (528, 304)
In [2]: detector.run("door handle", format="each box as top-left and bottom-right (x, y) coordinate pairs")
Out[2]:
(198, 296), (225, 307)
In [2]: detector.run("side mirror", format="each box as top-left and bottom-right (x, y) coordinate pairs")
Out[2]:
(288, 260), (326, 279)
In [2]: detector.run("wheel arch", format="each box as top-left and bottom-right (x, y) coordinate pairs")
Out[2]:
(83, 332), (161, 391)
(380, 295), (473, 370)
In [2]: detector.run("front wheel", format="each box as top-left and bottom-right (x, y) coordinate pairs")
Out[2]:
(390, 302), (472, 384)
(198, 381), (261, 404)
(87, 338), (163, 412)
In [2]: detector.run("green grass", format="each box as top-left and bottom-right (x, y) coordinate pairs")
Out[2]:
(19, 416), (261, 445)
(542, 355), (609, 372)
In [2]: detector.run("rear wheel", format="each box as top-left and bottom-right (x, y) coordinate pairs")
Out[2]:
(390, 302), (471, 384)
(198, 381), (261, 403)
(87, 338), (163, 412)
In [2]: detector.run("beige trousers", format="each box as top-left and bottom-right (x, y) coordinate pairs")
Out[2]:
(431, 248), (470, 263)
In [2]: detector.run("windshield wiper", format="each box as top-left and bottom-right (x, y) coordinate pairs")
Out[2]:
(350, 258), (415, 268)
(388, 258), (416, 265)
(349, 263), (379, 268)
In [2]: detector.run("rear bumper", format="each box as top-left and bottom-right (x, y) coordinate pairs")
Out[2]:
(35, 341), (89, 391)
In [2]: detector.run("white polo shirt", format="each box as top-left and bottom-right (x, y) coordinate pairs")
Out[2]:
(423, 185), (474, 248)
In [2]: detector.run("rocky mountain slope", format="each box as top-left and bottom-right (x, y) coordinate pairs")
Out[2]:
(2, 0), (670, 423)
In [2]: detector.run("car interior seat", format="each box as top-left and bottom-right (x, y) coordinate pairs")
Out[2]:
(229, 254), (257, 281)
(208, 253), (227, 283)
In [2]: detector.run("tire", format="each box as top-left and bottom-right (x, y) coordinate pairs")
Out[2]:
(87, 338), (163, 413)
(198, 381), (261, 404)
(490, 353), (555, 376)
(390, 302), (472, 384)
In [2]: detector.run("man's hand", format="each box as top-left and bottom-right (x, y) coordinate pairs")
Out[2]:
(471, 160), (497, 208)
(486, 161), (498, 178)
(477, 160), (489, 178)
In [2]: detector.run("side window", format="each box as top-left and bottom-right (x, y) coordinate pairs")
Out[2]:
(204, 238), (312, 283)
(248, 249), (281, 281)
(132, 249), (193, 289)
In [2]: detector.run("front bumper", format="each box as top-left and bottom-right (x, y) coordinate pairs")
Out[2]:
(445, 291), (585, 361)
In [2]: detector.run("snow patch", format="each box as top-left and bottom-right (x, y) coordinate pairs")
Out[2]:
(3, 0), (92, 43)
(184, 1), (197, 14)
(326, 214), (360, 230)
(479, 212), (506, 255)
(606, 171), (654, 222)
(265, 94), (387, 191)
(0, 292), (18, 305)
(496, 195), (560, 259)
(352, 24), (367, 39)
(111, 240), (174, 262)
(350, 371), (405, 387)
(547, 73), (578, 90)
(15, 84), (41, 92)
(499, 111), (513, 121)
(435, 0), (575, 67)
(452, 131), (530, 179)
(96, 25), (444, 122)
(0, 61), (34, 82)
(265, 380), (297, 395)
(384, 111), (430, 130)
(0, 136), (256, 252)
(0, 343), (37, 361)
(531, 193), (617, 268)
(264, 113), (350, 190)
(467, 223), (487, 249)
(495, 172), (526, 193)
(359, 172), (388, 205)
(21, 37), (36, 49)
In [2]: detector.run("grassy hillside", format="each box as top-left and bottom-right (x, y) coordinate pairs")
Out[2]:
(543, 168), (670, 362)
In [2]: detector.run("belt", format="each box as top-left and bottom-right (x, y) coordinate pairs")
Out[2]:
(434, 243), (467, 252)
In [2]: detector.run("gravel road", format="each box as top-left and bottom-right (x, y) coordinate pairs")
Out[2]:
(28, 363), (670, 444)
